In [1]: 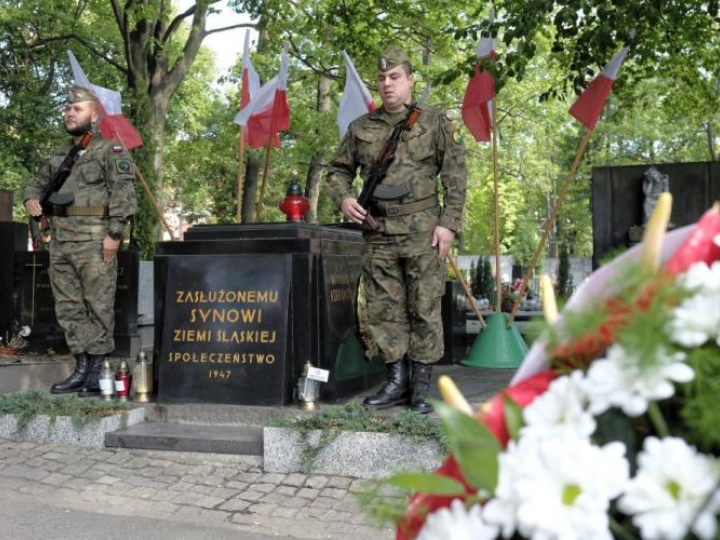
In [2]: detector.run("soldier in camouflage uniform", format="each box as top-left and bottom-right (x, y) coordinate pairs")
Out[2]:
(326, 46), (466, 413)
(23, 86), (137, 397)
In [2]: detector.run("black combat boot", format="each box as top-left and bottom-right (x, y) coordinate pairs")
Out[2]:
(50, 353), (90, 394)
(362, 359), (410, 409)
(77, 354), (105, 397)
(409, 362), (433, 414)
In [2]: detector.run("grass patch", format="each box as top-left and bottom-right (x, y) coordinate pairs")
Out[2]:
(271, 403), (447, 472)
(0, 390), (133, 435)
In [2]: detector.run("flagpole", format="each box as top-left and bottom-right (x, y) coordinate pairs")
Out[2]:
(255, 100), (279, 222)
(237, 125), (247, 223)
(507, 127), (593, 326)
(448, 255), (486, 328)
(114, 133), (177, 241)
(491, 98), (502, 313)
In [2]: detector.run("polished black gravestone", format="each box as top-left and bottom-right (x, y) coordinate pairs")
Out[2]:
(153, 223), (384, 406)
(592, 161), (720, 268)
(15, 250), (139, 355)
(0, 222), (27, 342)
(438, 281), (467, 365)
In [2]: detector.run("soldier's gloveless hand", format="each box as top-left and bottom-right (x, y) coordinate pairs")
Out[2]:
(102, 236), (120, 263)
(24, 199), (43, 217)
(432, 225), (454, 261)
(340, 197), (367, 225)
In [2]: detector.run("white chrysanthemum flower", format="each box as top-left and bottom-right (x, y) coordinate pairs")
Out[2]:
(582, 344), (693, 416)
(667, 261), (720, 347)
(618, 437), (720, 540)
(417, 499), (498, 540)
(667, 293), (720, 347)
(678, 261), (720, 294)
(521, 370), (595, 441)
(483, 431), (629, 540)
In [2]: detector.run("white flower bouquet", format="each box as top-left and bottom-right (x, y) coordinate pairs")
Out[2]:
(384, 195), (720, 540)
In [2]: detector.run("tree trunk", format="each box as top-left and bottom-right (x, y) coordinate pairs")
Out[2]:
(242, 156), (260, 223)
(304, 73), (333, 224)
(705, 122), (717, 161)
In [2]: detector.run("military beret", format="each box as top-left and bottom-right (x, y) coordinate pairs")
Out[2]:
(378, 45), (411, 71)
(66, 85), (100, 104)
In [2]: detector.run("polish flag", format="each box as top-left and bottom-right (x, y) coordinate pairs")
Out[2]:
(234, 43), (291, 148)
(569, 46), (629, 130)
(67, 51), (143, 149)
(337, 51), (375, 139)
(461, 10), (495, 143)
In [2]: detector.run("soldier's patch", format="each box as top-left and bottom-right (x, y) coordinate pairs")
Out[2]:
(113, 145), (123, 153)
(116, 159), (132, 174)
(452, 129), (463, 145)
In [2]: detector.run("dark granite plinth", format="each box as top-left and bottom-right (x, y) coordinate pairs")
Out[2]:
(0, 222), (27, 342)
(154, 222), (384, 406)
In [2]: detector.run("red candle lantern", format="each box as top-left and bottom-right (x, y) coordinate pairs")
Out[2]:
(279, 182), (310, 222)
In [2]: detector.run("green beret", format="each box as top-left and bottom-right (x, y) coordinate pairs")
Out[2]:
(378, 45), (411, 71)
(66, 85), (100, 104)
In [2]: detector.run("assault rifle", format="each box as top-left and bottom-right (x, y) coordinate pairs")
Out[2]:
(29, 131), (93, 250)
(356, 85), (431, 231)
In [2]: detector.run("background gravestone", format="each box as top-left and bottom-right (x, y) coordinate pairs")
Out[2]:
(592, 161), (720, 268)
(14, 251), (139, 356)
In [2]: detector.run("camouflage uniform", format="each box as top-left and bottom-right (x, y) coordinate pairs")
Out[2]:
(23, 136), (137, 355)
(326, 67), (467, 366)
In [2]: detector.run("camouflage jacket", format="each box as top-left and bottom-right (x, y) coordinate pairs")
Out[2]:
(325, 104), (467, 234)
(23, 137), (137, 242)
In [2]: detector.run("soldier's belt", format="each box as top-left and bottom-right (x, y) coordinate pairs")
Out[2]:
(61, 205), (109, 217)
(372, 197), (438, 217)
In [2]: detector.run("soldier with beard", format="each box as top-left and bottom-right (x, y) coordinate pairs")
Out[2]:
(23, 86), (137, 397)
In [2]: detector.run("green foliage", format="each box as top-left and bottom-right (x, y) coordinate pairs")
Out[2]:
(681, 346), (720, 453)
(386, 472), (465, 496)
(502, 393), (523, 442)
(433, 401), (500, 492)
(0, 390), (131, 435)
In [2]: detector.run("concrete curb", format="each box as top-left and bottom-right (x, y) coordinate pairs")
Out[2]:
(263, 426), (444, 479)
(0, 407), (145, 448)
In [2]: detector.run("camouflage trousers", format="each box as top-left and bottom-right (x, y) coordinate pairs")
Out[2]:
(49, 240), (117, 355)
(362, 231), (445, 365)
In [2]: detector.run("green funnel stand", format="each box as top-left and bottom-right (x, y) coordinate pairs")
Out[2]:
(460, 312), (527, 368)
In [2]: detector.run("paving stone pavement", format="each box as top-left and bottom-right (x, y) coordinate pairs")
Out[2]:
(0, 438), (396, 539)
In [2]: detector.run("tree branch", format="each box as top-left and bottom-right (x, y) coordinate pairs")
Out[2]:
(204, 22), (255, 36)
(285, 35), (337, 79)
(25, 34), (128, 74)
(162, 4), (197, 45)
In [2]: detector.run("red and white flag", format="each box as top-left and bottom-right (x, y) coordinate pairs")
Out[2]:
(238, 31), (260, 145)
(234, 43), (291, 149)
(239, 31), (260, 111)
(569, 46), (629, 130)
(461, 10), (496, 143)
(67, 50), (143, 149)
(337, 51), (375, 139)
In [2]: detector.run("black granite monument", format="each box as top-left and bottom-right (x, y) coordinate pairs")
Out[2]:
(153, 223), (385, 406)
(592, 161), (720, 268)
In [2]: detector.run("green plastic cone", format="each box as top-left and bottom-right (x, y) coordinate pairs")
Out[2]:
(460, 312), (527, 368)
